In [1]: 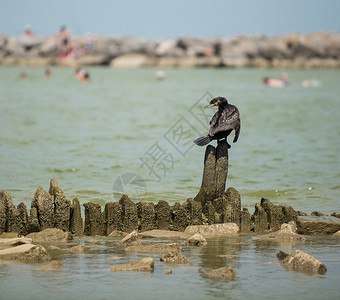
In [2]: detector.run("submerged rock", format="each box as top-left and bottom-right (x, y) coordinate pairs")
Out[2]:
(253, 223), (306, 241)
(276, 250), (289, 260)
(183, 233), (207, 246)
(68, 244), (92, 254)
(109, 257), (154, 272)
(26, 228), (73, 242)
(138, 230), (189, 239)
(296, 216), (340, 235)
(280, 250), (327, 274)
(184, 223), (239, 237)
(0, 244), (50, 261)
(125, 243), (181, 254)
(160, 251), (193, 264)
(39, 260), (64, 272)
(205, 267), (238, 280)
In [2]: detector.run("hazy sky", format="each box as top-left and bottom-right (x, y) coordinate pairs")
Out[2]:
(1, 0), (340, 38)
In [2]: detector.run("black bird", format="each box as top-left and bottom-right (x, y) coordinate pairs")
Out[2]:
(193, 97), (240, 148)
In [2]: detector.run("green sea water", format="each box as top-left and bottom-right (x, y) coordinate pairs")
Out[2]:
(0, 66), (339, 213)
(0, 66), (339, 300)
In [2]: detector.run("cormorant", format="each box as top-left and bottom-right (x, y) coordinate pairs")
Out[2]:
(193, 96), (240, 148)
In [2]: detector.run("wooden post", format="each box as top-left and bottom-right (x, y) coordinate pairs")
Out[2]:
(194, 141), (229, 205)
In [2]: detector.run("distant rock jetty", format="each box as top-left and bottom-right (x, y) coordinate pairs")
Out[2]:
(1, 31), (339, 68)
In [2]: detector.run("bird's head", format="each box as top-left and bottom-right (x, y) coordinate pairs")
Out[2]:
(204, 97), (228, 109)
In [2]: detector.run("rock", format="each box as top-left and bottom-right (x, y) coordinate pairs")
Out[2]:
(205, 267), (238, 280)
(311, 211), (328, 216)
(155, 200), (172, 230)
(68, 244), (92, 254)
(202, 201), (215, 225)
(117, 230), (141, 246)
(138, 230), (190, 239)
(280, 250), (327, 274)
(155, 39), (177, 56)
(26, 228), (73, 242)
(110, 53), (152, 68)
(17, 202), (29, 235)
(186, 198), (202, 225)
(0, 232), (19, 238)
(276, 250), (289, 260)
(109, 257), (154, 272)
(253, 223), (306, 241)
(0, 244), (50, 261)
(48, 245), (61, 250)
(184, 223), (239, 237)
(0, 237), (33, 247)
(333, 230), (340, 237)
(31, 186), (54, 230)
(125, 243), (181, 254)
(49, 178), (71, 231)
(296, 216), (340, 235)
(260, 198), (285, 231)
(160, 252), (192, 264)
(171, 202), (190, 231)
(183, 233), (207, 246)
(104, 202), (123, 235)
(0, 190), (22, 234)
(38, 260), (64, 272)
(251, 203), (268, 233)
(119, 195), (138, 233)
(108, 230), (127, 237)
(70, 198), (83, 237)
(83, 202), (104, 236)
(137, 202), (156, 232)
(221, 187), (241, 227)
(38, 37), (59, 56)
(75, 54), (112, 66)
(164, 269), (172, 275)
(240, 208), (251, 233)
(331, 212), (340, 219)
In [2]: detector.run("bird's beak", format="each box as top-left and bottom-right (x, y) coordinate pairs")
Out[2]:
(204, 103), (214, 109)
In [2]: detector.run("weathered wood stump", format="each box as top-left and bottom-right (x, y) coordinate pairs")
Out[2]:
(194, 141), (229, 205)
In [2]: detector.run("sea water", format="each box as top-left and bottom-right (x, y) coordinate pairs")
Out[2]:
(0, 66), (339, 299)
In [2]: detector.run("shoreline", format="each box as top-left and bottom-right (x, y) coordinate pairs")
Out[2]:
(1, 31), (339, 68)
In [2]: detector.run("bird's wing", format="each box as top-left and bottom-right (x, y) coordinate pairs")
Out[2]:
(209, 105), (240, 137)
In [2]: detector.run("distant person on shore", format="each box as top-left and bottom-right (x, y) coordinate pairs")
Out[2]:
(59, 25), (71, 58)
(23, 24), (34, 36)
(44, 69), (52, 78)
(263, 72), (290, 88)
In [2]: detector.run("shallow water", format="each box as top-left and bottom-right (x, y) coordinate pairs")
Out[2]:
(0, 66), (339, 214)
(0, 235), (339, 300)
(0, 66), (339, 299)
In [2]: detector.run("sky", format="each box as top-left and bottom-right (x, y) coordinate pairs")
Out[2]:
(1, 0), (340, 38)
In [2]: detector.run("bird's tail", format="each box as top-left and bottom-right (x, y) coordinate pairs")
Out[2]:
(193, 136), (211, 146)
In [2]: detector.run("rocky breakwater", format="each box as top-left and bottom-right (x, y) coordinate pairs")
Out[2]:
(0, 31), (340, 68)
(0, 180), (338, 237)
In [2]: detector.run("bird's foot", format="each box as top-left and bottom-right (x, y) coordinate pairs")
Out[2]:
(217, 139), (231, 148)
